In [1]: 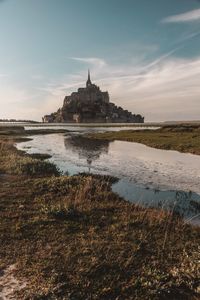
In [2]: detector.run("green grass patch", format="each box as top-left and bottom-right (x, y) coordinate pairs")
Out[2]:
(0, 141), (60, 176)
(86, 125), (200, 155)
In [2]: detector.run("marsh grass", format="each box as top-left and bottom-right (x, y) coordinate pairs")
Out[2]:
(86, 125), (200, 155)
(0, 174), (198, 299)
(0, 141), (60, 176)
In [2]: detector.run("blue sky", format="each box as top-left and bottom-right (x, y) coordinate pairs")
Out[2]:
(0, 0), (200, 121)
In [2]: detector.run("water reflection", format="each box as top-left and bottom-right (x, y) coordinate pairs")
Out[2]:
(64, 136), (109, 172)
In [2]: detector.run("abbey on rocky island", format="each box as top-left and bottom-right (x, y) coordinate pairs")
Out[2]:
(43, 71), (144, 123)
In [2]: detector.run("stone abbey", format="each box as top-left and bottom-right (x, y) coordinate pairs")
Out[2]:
(43, 71), (144, 123)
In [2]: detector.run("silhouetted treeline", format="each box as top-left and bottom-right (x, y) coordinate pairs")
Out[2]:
(0, 119), (38, 123)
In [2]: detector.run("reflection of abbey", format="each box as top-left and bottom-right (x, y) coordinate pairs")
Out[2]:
(43, 71), (144, 123)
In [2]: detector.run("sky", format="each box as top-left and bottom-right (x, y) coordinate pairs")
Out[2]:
(0, 0), (200, 121)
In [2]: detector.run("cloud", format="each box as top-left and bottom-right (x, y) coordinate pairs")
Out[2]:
(162, 8), (200, 23)
(178, 30), (200, 43)
(70, 57), (107, 69)
(140, 47), (181, 71)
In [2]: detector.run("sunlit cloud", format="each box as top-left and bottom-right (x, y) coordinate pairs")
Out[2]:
(0, 73), (8, 77)
(162, 8), (200, 23)
(70, 57), (107, 69)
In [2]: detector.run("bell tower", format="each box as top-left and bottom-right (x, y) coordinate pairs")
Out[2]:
(86, 69), (92, 87)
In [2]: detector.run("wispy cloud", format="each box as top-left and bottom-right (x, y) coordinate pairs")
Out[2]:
(140, 47), (182, 72)
(178, 30), (200, 43)
(162, 8), (200, 23)
(0, 73), (8, 77)
(70, 57), (107, 69)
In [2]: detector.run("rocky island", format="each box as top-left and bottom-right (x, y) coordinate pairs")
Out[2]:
(43, 71), (144, 123)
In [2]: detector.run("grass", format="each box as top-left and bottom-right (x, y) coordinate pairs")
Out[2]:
(0, 126), (200, 299)
(86, 124), (200, 155)
(0, 125), (69, 137)
(1, 174), (200, 299)
(0, 141), (60, 176)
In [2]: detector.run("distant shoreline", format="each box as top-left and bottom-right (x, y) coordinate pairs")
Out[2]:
(1, 120), (200, 128)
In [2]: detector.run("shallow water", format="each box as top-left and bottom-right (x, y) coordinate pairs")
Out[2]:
(17, 133), (200, 224)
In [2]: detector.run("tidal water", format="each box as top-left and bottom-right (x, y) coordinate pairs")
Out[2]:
(25, 125), (159, 132)
(17, 131), (200, 225)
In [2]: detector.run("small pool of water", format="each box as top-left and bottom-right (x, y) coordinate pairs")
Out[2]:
(17, 133), (200, 224)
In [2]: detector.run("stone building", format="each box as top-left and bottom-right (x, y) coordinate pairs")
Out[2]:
(42, 115), (54, 123)
(43, 71), (144, 123)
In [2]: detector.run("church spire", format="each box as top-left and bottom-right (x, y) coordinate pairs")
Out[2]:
(86, 69), (92, 87)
